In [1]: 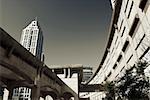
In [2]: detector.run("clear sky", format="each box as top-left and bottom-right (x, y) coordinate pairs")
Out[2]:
(1, 0), (112, 72)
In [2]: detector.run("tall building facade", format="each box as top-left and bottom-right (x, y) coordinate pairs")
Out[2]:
(81, 0), (150, 99)
(12, 19), (44, 100)
(20, 19), (44, 60)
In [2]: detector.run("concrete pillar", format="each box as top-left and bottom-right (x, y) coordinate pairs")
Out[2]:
(60, 97), (65, 100)
(8, 86), (14, 100)
(31, 66), (43, 100)
(51, 96), (64, 100)
(0, 86), (4, 100)
(63, 97), (72, 100)
(74, 96), (79, 100)
(31, 85), (40, 100)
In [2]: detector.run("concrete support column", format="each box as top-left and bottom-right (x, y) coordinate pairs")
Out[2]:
(8, 86), (14, 100)
(71, 97), (79, 100)
(63, 97), (75, 100)
(59, 97), (65, 100)
(55, 97), (65, 100)
(74, 96), (79, 100)
(0, 86), (4, 100)
(55, 97), (60, 100)
(43, 96), (47, 100)
(31, 66), (44, 100)
(31, 85), (40, 100)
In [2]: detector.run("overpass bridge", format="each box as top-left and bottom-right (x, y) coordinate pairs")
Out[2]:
(50, 67), (105, 93)
(0, 28), (79, 100)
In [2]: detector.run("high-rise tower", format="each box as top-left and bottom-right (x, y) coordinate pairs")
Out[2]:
(20, 19), (44, 60)
(13, 19), (44, 100)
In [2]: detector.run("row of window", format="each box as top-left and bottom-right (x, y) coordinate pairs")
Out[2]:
(115, 0), (145, 68)
(23, 41), (36, 48)
(114, 47), (150, 79)
(124, 0), (147, 18)
(139, 0), (148, 11)
(25, 29), (38, 35)
(24, 35), (37, 41)
(127, 1), (133, 18)
(108, 33), (147, 79)
(119, 0), (147, 39)
(30, 48), (36, 55)
(13, 88), (31, 97)
(91, 0), (149, 85)
(109, 0), (142, 72)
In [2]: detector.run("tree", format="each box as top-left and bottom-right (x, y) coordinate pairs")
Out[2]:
(103, 81), (115, 100)
(116, 60), (150, 100)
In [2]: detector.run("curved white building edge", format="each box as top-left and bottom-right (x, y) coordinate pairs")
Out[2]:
(81, 0), (150, 99)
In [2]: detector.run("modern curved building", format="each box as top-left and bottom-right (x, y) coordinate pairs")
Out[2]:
(82, 0), (150, 99)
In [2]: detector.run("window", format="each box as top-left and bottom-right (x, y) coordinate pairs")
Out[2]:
(106, 58), (110, 65)
(33, 36), (36, 41)
(127, 54), (133, 63)
(31, 31), (33, 35)
(115, 36), (118, 44)
(120, 20), (123, 31)
(139, 0), (148, 11)
(121, 27), (126, 37)
(140, 47), (150, 59)
(135, 34), (146, 50)
(122, 40), (129, 52)
(127, 1), (134, 18)
(26, 88), (28, 93)
(116, 41), (120, 49)
(124, 0), (129, 12)
(111, 47), (114, 53)
(24, 35), (26, 39)
(32, 42), (35, 47)
(33, 48), (35, 52)
(108, 72), (112, 77)
(120, 66), (125, 72)
(28, 32), (33, 49)
(113, 63), (117, 69)
(115, 74), (119, 78)
(129, 17), (139, 37)
(26, 30), (29, 33)
(117, 54), (122, 62)
(34, 30), (37, 34)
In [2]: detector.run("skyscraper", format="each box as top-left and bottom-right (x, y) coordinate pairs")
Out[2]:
(20, 18), (44, 60)
(13, 19), (44, 100)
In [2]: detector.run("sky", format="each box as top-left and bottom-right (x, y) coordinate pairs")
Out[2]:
(1, 0), (112, 72)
